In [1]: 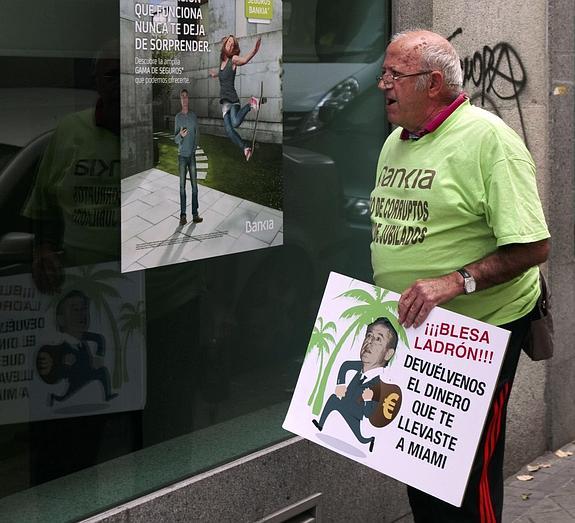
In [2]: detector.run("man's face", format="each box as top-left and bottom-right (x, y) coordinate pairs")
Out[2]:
(360, 323), (394, 369)
(180, 91), (189, 112)
(58, 296), (90, 337)
(378, 37), (431, 132)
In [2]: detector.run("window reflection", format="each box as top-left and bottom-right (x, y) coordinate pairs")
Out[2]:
(0, 0), (389, 520)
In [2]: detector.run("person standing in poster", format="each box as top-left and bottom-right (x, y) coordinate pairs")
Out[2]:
(174, 88), (202, 226)
(373, 30), (550, 522)
(209, 35), (262, 161)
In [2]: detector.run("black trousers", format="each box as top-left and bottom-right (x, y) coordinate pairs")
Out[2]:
(407, 309), (533, 523)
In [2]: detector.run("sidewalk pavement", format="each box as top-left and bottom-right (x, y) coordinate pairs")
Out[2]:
(398, 441), (575, 523)
(503, 440), (575, 522)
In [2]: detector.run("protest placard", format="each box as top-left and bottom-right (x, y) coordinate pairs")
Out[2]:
(283, 272), (510, 506)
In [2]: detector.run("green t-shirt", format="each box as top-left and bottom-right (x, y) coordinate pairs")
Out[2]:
(370, 100), (549, 325)
(23, 108), (120, 265)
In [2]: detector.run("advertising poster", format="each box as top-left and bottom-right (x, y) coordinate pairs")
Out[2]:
(120, 0), (283, 272)
(283, 272), (511, 507)
(0, 263), (146, 424)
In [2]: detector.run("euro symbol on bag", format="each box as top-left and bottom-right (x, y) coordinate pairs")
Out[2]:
(383, 393), (400, 419)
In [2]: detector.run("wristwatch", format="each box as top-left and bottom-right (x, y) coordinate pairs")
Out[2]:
(457, 268), (476, 294)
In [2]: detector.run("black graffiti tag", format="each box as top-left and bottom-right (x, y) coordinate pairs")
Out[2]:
(447, 28), (529, 146)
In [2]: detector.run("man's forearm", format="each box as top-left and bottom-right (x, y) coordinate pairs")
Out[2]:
(398, 238), (550, 327)
(465, 239), (550, 291)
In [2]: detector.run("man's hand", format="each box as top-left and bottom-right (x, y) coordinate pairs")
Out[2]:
(335, 384), (347, 399)
(399, 272), (462, 328)
(398, 239), (550, 328)
(63, 353), (76, 366)
(362, 388), (374, 401)
(180, 128), (188, 137)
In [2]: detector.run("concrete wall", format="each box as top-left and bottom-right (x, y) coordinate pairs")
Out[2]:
(547, 0), (575, 451)
(85, 439), (413, 523)
(173, 0), (283, 144)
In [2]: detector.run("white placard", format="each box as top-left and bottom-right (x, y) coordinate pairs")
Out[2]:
(0, 262), (145, 424)
(283, 272), (510, 507)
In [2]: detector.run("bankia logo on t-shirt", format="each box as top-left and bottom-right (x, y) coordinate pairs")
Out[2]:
(70, 158), (121, 228)
(370, 164), (436, 246)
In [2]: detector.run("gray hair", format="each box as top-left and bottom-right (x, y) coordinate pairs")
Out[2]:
(391, 29), (463, 96)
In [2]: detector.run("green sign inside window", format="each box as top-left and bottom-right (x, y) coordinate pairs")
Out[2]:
(245, 0), (273, 23)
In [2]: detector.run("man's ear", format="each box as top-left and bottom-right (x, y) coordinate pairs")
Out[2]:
(428, 71), (444, 97)
(384, 348), (395, 362)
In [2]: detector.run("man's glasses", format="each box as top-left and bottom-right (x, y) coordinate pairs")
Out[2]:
(376, 70), (433, 86)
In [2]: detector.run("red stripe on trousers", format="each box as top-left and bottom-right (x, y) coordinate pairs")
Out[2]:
(479, 382), (510, 523)
(478, 393), (501, 523)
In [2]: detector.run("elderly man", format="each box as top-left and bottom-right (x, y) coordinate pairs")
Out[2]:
(312, 317), (398, 452)
(372, 30), (550, 522)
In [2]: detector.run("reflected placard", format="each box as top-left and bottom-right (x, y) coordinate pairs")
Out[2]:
(0, 262), (145, 424)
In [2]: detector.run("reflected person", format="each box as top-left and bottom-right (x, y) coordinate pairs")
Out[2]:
(23, 44), (121, 294)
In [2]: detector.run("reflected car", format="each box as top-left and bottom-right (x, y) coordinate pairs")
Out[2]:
(283, 0), (390, 281)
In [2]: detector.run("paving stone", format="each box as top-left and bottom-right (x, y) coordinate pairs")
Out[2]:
(503, 442), (575, 522)
(523, 506), (575, 523)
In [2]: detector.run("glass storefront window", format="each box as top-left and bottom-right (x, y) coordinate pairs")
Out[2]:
(0, 1), (389, 520)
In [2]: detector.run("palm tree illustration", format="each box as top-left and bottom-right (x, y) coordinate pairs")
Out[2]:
(52, 266), (128, 389)
(118, 301), (145, 384)
(306, 317), (337, 406)
(310, 285), (408, 416)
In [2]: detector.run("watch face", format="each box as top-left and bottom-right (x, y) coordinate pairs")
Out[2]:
(464, 278), (476, 294)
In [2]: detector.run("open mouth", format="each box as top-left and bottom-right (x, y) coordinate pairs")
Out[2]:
(386, 98), (397, 106)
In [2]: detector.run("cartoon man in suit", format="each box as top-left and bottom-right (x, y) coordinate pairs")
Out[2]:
(312, 317), (398, 452)
(37, 290), (118, 406)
